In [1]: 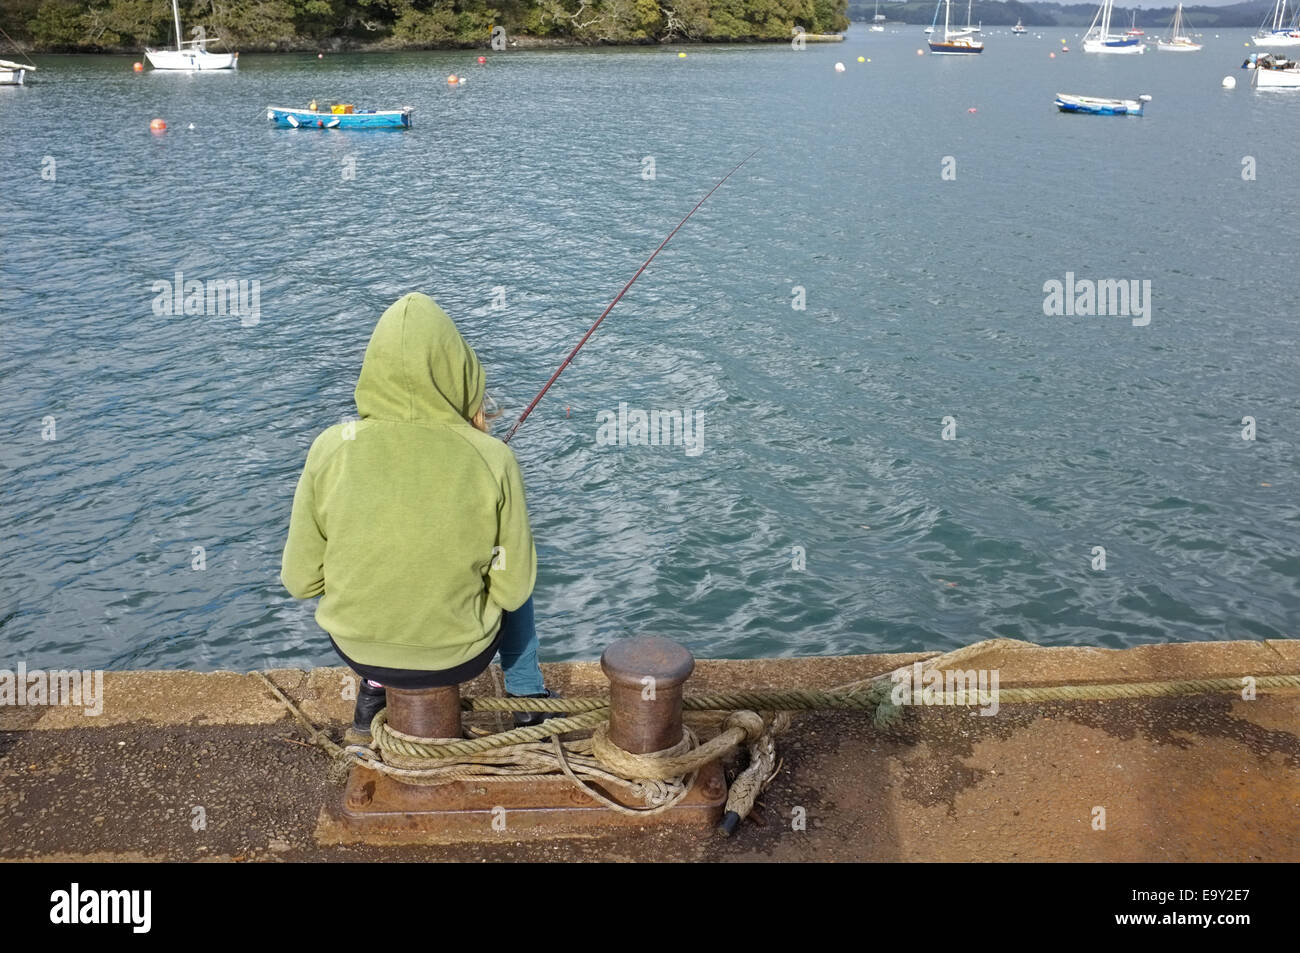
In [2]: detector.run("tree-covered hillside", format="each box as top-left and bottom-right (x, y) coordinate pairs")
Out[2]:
(3, 0), (850, 51)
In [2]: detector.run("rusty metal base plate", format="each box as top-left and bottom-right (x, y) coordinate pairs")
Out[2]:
(316, 761), (728, 845)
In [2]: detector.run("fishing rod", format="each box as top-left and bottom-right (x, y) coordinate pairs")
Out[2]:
(501, 148), (758, 445)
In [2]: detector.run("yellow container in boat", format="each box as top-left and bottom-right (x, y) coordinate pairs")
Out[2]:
(331, 104), (355, 114)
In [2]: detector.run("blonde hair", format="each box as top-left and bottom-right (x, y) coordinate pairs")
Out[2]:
(471, 395), (502, 433)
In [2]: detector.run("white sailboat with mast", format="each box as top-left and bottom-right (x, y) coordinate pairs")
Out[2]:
(1083, 0), (1146, 53)
(953, 0), (981, 35)
(871, 1), (886, 31)
(1252, 0), (1300, 46)
(0, 57), (35, 85)
(0, 26), (37, 83)
(927, 0), (984, 53)
(1156, 4), (1201, 51)
(145, 0), (238, 70)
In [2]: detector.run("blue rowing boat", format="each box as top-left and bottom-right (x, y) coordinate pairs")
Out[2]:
(266, 106), (413, 130)
(1055, 93), (1151, 116)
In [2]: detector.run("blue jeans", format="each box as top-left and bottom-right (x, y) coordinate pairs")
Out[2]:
(498, 595), (546, 696)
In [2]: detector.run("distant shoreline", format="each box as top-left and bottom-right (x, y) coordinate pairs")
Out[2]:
(6, 13), (1269, 56)
(7, 34), (851, 56)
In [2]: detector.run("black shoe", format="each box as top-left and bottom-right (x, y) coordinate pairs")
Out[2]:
(349, 682), (387, 739)
(508, 689), (564, 729)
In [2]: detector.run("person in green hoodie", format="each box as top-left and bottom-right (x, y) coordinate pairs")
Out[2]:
(281, 292), (556, 741)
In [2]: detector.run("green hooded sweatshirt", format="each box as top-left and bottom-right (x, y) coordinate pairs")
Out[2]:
(281, 293), (537, 672)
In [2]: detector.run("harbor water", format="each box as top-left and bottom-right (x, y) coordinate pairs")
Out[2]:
(1, 28), (1297, 670)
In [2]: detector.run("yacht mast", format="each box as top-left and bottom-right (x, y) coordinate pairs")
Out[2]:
(171, 0), (183, 51)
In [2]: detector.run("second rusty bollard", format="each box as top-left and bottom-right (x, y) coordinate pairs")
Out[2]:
(600, 636), (695, 754)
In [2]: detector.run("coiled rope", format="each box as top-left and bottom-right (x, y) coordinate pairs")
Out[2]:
(256, 639), (1300, 830)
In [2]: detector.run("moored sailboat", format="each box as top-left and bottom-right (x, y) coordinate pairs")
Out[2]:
(1156, 4), (1202, 51)
(0, 29), (36, 84)
(871, 1), (886, 31)
(1013, 19), (1027, 35)
(1083, 0), (1146, 53)
(0, 57), (35, 85)
(927, 0), (984, 53)
(953, 0), (981, 35)
(1252, 0), (1300, 46)
(145, 0), (237, 70)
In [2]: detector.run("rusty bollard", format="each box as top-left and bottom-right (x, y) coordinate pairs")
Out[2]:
(385, 685), (462, 740)
(601, 636), (694, 754)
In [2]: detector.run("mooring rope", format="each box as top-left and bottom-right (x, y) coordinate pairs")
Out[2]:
(466, 676), (1300, 726)
(254, 639), (1300, 830)
(253, 671), (345, 758)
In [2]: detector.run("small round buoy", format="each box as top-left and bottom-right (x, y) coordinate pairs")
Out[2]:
(317, 52), (323, 59)
(458, 75), (467, 85)
(317, 119), (324, 127)
(967, 107), (977, 113)
(1222, 75), (1237, 89)
(857, 56), (865, 63)
(1049, 51), (1056, 58)
(867, 58), (871, 62)
(133, 62), (143, 72)
(149, 118), (166, 132)
(834, 61), (845, 72)
(477, 55), (486, 64)
(917, 49), (925, 55)
(187, 122), (195, 130)
(447, 73), (458, 84)
(678, 51), (686, 58)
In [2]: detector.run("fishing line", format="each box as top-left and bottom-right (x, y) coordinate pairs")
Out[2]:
(501, 148), (758, 445)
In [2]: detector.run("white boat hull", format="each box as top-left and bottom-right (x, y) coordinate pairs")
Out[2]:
(1253, 33), (1300, 46)
(145, 48), (237, 70)
(1156, 40), (1201, 51)
(0, 67), (28, 85)
(1253, 64), (1300, 86)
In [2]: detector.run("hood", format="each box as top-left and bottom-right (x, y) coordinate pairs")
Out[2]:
(355, 293), (484, 424)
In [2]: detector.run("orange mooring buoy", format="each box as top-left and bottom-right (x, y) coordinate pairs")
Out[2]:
(149, 118), (166, 132)
(447, 73), (459, 85)
(133, 62), (144, 72)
